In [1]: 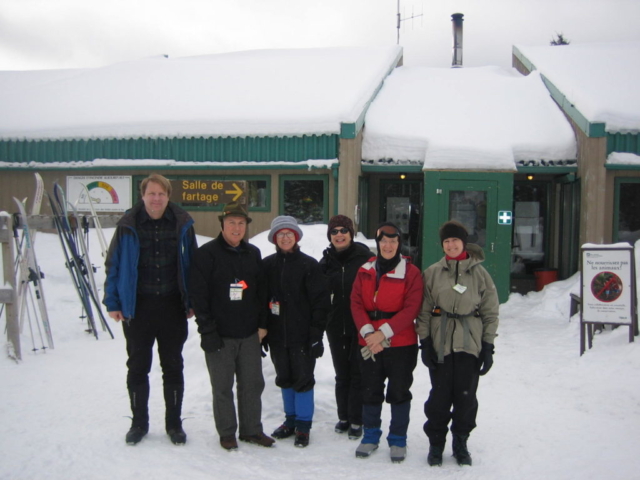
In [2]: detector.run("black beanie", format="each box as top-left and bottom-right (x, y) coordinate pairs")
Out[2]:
(439, 220), (468, 246)
(327, 215), (355, 241)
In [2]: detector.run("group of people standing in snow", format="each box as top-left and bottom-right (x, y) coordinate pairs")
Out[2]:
(103, 173), (499, 467)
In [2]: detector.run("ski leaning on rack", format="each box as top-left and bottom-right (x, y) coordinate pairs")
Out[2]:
(48, 182), (113, 339)
(4, 173), (45, 326)
(13, 195), (54, 350)
(47, 187), (96, 338)
(67, 198), (113, 339)
(61, 183), (114, 339)
(80, 183), (108, 259)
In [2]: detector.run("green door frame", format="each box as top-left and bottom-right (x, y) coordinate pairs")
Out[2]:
(422, 171), (514, 303)
(558, 175), (580, 278)
(613, 176), (640, 242)
(358, 176), (369, 235)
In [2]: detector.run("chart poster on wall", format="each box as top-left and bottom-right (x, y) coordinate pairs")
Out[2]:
(581, 246), (634, 325)
(66, 176), (132, 213)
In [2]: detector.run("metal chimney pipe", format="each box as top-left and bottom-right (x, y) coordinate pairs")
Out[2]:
(452, 13), (464, 68)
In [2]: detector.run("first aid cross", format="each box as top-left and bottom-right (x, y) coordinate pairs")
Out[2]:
(498, 210), (513, 225)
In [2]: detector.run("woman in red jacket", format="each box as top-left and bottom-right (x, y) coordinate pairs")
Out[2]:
(350, 222), (423, 463)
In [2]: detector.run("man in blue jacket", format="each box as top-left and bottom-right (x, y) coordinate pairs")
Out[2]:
(103, 174), (196, 446)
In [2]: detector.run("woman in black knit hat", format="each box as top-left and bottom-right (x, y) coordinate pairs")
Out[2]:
(319, 215), (372, 440)
(416, 220), (499, 467)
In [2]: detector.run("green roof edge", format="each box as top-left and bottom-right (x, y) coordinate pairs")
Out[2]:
(512, 46), (606, 138)
(340, 48), (404, 139)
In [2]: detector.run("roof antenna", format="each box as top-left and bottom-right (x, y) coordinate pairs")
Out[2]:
(397, 0), (424, 45)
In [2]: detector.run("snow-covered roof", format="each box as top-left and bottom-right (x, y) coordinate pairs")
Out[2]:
(0, 46), (402, 141)
(606, 152), (640, 166)
(361, 66), (577, 171)
(515, 42), (640, 134)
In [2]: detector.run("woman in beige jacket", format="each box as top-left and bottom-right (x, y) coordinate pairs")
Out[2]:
(416, 220), (499, 467)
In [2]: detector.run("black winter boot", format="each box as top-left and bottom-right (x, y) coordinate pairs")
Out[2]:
(294, 420), (312, 448)
(452, 433), (472, 466)
(294, 430), (310, 448)
(164, 384), (186, 445)
(427, 444), (444, 466)
(126, 383), (150, 445)
(125, 426), (148, 445)
(272, 414), (296, 439)
(335, 420), (349, 433)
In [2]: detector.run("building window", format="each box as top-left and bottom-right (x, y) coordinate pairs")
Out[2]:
(615, 179), (640, 244)
(247, 180), (268, 209)
(280, 175), (328, 224)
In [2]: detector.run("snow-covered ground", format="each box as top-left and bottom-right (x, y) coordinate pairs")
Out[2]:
(2, 226), (640, 480)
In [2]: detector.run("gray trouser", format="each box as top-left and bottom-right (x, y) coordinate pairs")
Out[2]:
(204, 332), (265, 438)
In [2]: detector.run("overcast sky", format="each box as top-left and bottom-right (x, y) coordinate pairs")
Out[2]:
(1, 0), (640, 71)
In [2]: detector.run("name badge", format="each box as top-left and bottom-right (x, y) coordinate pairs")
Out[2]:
(230, 283), (244, 301)
(269, 301), (280, 315)
(453, 283), (467, 294)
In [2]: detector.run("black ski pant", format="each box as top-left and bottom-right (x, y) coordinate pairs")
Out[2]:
(123, 293), (188, 389)
(358, 344), (418, 438)
(423, 351), (480, 447)
(123, 294), (188, 428)
(269, 343), (316, 392)
(327, 331), (363, 425)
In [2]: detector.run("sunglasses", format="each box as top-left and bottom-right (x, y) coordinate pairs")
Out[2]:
(330, 228), (350, 235)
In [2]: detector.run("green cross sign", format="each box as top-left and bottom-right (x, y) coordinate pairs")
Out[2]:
(498, 210), (512, 225)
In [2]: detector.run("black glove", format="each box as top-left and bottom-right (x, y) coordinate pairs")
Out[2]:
(309, 338), (324, 359)
(420, 337), (437, 370)
(261, 337), (269, 358)
(478, 341), (494, 376)
(200, 332), (224, 353)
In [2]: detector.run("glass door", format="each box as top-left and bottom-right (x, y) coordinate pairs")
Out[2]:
(379, 179), (423, 266)
(511, 181), (549, 276)
(439, 180), (499, 275)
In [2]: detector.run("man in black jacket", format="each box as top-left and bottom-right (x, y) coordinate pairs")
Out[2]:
(189, 202), (274, 450)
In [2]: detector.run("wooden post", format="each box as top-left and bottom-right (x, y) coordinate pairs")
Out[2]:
(0, 214), (20, 360)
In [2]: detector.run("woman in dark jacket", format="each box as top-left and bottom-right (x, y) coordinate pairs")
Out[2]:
(262, 216), (330, 448)
(319, 215), (371, 440)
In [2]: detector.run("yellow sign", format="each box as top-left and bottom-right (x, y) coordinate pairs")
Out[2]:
(174, 179), (246, 208)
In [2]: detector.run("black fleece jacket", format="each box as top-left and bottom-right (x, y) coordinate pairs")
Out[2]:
(319, 242), (372, 338)
(189, 233), (267, 339)
(263, 248), (330, 347)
